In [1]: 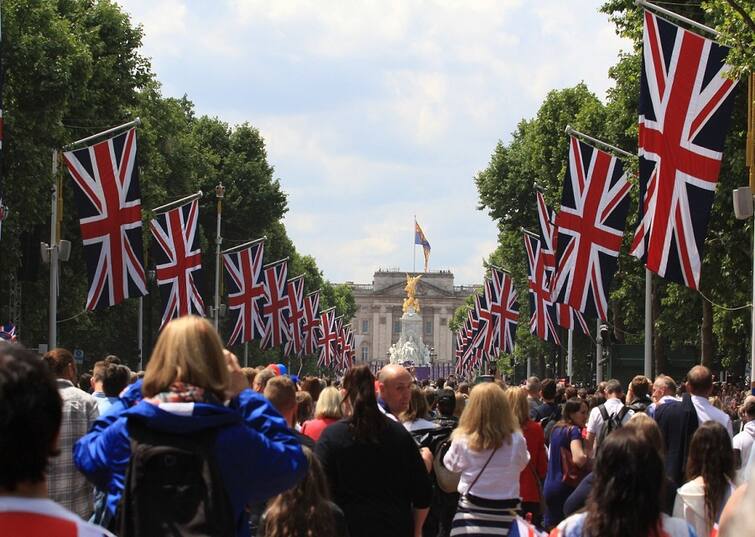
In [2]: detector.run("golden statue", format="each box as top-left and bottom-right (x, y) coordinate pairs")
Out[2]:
(403, 274), (422, 313)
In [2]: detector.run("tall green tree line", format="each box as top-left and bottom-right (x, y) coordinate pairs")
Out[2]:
(463, 0), (753, 380)
(0, 0), (354, 370)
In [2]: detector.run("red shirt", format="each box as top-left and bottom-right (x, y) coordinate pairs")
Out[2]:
(301, 417), (339, 442)
(519, 419), (548, 502)
(0, 497), (113, 536)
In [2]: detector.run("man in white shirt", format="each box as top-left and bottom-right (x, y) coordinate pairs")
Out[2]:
(687, 365), (733, 436)
(585, 379), (633, 453)
(648, 374), (679, 417)
(733, 396), (755, 483)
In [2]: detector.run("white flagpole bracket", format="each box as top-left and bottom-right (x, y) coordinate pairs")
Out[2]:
(635, 0), (719, 38)
(564, 125), (635, 160)
(151, 190), (203, 214)
(63, 118), (142, 151)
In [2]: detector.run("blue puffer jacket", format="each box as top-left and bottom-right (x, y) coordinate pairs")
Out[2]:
(74, 383), (307, 537)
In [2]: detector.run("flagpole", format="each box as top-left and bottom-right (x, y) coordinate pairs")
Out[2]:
(213, 183), (225, 331)
(152, 190), (203, 214)
(596, 318), (603, 385)
(137, 296), (143, 370)
(564, 125), (635, 159)
(567, 328), (573, 380)
(48, 150), (59, 350)
(63, 118), (141, 151)
(413, 215), (416, 273)
(635, 0), (720, 38)
(644, 268), (653, 377)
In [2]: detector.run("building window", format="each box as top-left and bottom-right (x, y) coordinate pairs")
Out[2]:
(393, 319), (401, 334)
(424, 320), (433, 336)
(361, 345), (369, 361)
(361, 319), (369, 334)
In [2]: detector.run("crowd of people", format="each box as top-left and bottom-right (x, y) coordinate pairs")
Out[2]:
(2, 315), (755, 536)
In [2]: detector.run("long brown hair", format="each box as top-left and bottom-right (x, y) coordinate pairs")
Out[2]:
(583, 428), (664, 537)
(262, 447), (335, 537)
(686, 421), (735, 533)
(342, 365), (387, 442)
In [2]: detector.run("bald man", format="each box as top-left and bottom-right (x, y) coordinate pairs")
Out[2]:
(377, 364), (413, 420)
(687, 365), (732, 436)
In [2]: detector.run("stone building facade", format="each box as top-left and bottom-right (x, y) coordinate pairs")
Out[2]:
(346, 270), (478, 364)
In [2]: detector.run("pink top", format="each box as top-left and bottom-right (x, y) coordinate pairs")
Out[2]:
(301, 417), (339, 442)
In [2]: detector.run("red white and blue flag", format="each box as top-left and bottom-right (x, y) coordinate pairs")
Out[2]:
(488, 267), (519, 355)
(524, 232), (560, 345)
(317, 307), (338, 367)
(284, 275), (305, 357)
(556, 303), (589, 335)
(536, 190), (558, 279)
(302, 290), (321, 356)
(630, 10), (738, 289)
(473, 279), (498, 357)
(149, 199), (205, 329)
(342, 324), (355, 369)
(333, 315), (345, 366)
(223, 238), (266, 345)
(260, 259), (291, 350)
(64, 127), (147, 310)
(550, 136), (632, 321)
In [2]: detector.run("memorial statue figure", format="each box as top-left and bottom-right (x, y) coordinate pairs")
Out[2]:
(403, 274), (422, 313)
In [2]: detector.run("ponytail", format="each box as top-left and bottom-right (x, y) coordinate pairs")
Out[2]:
(343, 365), (387, 443)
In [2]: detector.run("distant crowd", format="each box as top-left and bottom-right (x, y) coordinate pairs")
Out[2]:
(1, 315), (755, 537)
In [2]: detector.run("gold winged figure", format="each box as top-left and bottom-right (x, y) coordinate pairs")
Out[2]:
(403, 274), (422, 313)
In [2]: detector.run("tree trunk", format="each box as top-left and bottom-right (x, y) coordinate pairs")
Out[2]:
(701, 298), (714, 368)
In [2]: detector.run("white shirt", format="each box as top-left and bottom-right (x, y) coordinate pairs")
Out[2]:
(733, 421), (755, 484)
(443, 433), (530, 500)
(690, 394), (733, 436)
(403, 418), (438, 432)
(586, 397), (633, 447)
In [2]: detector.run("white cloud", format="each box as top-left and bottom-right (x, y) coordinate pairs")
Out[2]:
(117, 0), (631, 286)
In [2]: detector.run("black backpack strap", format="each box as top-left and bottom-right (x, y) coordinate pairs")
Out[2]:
(598, 404), (609, 422)
(616, 405), (630, 422)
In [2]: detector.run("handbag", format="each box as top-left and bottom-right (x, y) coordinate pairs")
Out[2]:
(560, 427), (588, 488)
(433, 438), (462, 493)
(527, 460), (547, 515)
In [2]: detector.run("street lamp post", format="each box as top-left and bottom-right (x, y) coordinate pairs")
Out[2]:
(213, 183), (225, 331)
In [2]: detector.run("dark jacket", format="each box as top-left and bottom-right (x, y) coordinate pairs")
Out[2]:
(316, 418), (432, 537)
(74, 385), (307, 537)
(654, 393), (699, 488)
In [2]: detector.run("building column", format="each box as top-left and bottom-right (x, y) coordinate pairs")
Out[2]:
(384, 308), (393, 361)
(372, 307), (380, 362)
(433, 309), (441, 360)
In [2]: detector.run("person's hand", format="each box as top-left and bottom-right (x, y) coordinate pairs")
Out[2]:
(224, 350), (248, 399)
(420, 447), (433, 474)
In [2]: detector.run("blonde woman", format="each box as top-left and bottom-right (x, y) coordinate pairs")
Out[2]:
(443, 383), (530, 536)
(74, 316), (307, 537)
(302, 386), (343, 442)
(504, 386), (547, 527)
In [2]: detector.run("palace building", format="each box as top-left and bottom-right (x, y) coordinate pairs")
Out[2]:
(345, 269), (478, 365)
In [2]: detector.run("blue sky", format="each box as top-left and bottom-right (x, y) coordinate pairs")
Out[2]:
(117, 0), (631, 285)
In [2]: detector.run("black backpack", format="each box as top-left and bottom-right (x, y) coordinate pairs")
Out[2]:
(538, 406), (559, 446)
(596, 403), (630, 449)
(116, 419), (235, 537)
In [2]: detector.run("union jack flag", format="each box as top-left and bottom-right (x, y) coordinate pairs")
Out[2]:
(223, 238), (265, 345)
(462, 295), (486, 369)
(0, 322), (16, 342)
(260, 259), (291, 350)
(302, 290), (321, 355)
(333, 315), (344, 366)
(317, 307), (338, 367)
(65, 127), (146, 310)
(550, 136), (632, 321)
(149, 199), (205, 329)
(555, 303), (589, 335)
(284, 275), (305, 357)
(630, 10), (738, 290)
(536, 190), (557, 279)
(473, 280), (498, 356)
(488, 267), (519, 355)
(341, 324), (355, 369)
(524, 232), (560, 345)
